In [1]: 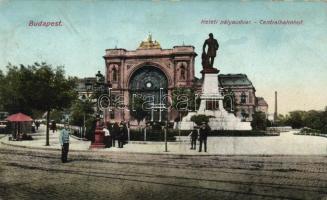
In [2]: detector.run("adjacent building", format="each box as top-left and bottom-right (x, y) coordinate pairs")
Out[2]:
(256, 97), (269, 115)
(219, 74), (257, 122)
(76, 77), (96, 100)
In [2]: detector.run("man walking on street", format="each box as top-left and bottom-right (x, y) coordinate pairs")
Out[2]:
(118, 121), (128, 148)
(35, 121), (40, 130)
(199, 122), (210, 152)
(59, 123), (70, 163)
(51, 120), (57, 133)
(189, 127), (198, 150)
(112, 122), (119, 147)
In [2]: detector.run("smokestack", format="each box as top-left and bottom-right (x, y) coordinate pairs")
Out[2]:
(274, 91), (277, 122)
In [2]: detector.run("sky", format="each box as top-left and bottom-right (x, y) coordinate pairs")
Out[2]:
(0, 0), (326, 115)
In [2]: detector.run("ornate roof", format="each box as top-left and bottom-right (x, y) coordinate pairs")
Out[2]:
(256, 97), (268, 106)
(137, 34), (161, 49)
(218, 74), (254, 87)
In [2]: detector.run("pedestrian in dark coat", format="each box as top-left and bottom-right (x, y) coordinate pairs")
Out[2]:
(122, 121), (128, 144)
(35, 121), (40, 130)
(51, 121), (57, 133)
(118, 124), (124, 148)
(199, 122), (210, 152)
(112, 122), (119, 147)
(118, 121), (128, 148)
(189, 128), (198, 150)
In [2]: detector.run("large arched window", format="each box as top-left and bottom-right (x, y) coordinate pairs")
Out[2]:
(112, 67), (117, 82)
(108, 93), (115, 119)
(129, 66), (168, 121)
(180, 64), (186, 80)
(223, 91), (235, 112)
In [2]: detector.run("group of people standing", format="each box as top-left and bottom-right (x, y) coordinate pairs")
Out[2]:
(58, 120), (210, 163)
(103, 121), (128, 148)
(189, 122), (211, 152)
(59, 121), (129, 163)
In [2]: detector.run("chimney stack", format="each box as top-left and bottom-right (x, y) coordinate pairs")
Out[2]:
(274, 91), (278, 122)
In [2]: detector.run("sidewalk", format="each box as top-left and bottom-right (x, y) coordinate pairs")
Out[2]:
(0, 125), (91, 151)
(1, 127), (327, 155)
(103, 131), (327, 155)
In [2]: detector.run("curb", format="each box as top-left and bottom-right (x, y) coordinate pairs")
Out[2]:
(2, 141), (326, 156)
(0, 141), (92, 153)
(0, 136), (90, 153)
(1, 141), (61, 152)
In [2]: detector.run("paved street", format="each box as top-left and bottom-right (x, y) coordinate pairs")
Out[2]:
(2, 125), (327, 155)
(1, 143), (327, 200)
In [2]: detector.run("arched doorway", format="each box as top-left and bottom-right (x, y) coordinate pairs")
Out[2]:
(129, 66), (168, 122)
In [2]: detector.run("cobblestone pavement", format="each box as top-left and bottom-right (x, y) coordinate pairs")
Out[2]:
(1, 144), (327, 200)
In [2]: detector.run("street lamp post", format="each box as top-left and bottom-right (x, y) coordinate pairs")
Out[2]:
(81, 81), (93, 139)
(107, 83), (112, 122)
(164, 122), (168, 152)
(90, 71), (108, 148)
(151, 94), (168, 152)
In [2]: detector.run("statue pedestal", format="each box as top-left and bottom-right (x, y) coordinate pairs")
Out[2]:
(200, 67), (219, 74)
(198, 72), (223, 111)
(90, 127), (105, 148)
(179, 67), (252, 131)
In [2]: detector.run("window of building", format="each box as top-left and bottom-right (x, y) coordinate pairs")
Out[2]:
(249, 92), (252, 104)
(112, 68), (117, 82)
(223, 93), (234, 112)
(241, 92), (247, 104)
(241, 109), (248, 121)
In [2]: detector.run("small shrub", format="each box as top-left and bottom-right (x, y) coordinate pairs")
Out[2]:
(190, 115), (213, 126)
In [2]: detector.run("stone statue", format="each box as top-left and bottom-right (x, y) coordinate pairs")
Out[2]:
(202, 33), (219, 68)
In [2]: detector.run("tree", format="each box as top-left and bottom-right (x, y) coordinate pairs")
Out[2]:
(68, 99), (96, 139)
(0, 62), (77, 145)
(49, 109), (65, 123)
(0, 64), (33, 115)
(0, 70), (4, 111)
(70, 99), (95, 127)
(129, 95), (147, 125)
(321, 108), (327, 134)
(276, 114), (289, 126)
(172, 88), (198, 121)
(84, 116), (97, 141)
(251, 111), (267, 130)
(288, 111), (305, 129)
(303, 110), (323, 130)
(190, 114), (212, 126)
(32, 63), (77, 145)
